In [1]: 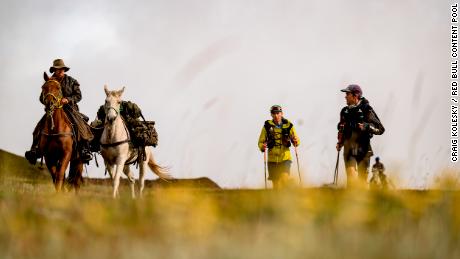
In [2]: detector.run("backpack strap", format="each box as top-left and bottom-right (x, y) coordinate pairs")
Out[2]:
(281, 119), (293, 147)
(263, 120), (272, 134)
(140, 111), (146, 122)
(264, 120), (276, 149)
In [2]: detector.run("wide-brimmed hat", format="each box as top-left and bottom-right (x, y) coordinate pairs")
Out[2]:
(341, 84), (362, 97)
(49, 59), (70, 73)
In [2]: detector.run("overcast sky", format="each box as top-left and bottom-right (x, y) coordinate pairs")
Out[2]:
(0, 0), (456, 188)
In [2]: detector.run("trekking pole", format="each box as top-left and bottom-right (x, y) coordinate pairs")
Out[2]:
(294, 146), (302, 185)
(263, 148), (268, 189)
(333, 150), (340, 185)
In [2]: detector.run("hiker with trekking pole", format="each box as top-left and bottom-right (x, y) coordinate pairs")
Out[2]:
(258, 105), (301, 189)
(336, 84), (385, 188)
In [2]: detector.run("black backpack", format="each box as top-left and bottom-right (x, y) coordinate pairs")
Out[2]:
(264, 119), (293, 149)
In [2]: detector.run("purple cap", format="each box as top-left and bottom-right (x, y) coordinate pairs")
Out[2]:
(341, 84), (362, 97)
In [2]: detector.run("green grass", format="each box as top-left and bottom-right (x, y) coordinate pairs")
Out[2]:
(0, 149), (459, 259)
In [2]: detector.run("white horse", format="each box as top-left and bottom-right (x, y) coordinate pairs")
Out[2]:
(100, 85), (171, 198)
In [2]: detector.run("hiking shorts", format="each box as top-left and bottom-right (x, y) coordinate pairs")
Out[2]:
(267, 160), (292, 181)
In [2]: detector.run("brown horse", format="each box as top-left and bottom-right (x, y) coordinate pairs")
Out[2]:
(39, 72), (83, 192)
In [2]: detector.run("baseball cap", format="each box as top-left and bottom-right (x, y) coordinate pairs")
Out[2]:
(270, 105), (282, 113)
(341, 84), (363, 97)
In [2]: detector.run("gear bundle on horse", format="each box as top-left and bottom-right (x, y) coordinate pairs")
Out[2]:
(91, 97), (159, 158)
(98, 85), (172, 198)
(35, 72), (85, 192)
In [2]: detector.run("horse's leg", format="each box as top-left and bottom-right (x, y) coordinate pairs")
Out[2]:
(123, 165), (136, 199)
(69, 160), (84, 194)
(75, 161), (84, 193)
(105, 163), (115, 196)
(105, 162), (114, 179)
(56, 152), (72, 192)
(45, 156), (57, 184)
(139, 159), (146, 198)
(112, 163), (124, 198)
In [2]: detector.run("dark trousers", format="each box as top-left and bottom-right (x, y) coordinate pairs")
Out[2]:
(343, 142), (372, 187)
(267, 160), (292, 189)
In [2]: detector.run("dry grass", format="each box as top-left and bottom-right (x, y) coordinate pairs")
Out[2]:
(0, 150), (459, 258)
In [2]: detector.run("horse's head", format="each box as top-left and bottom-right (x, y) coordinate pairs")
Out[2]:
(104, 85), (125, 124)
(41, 72), (63, 110)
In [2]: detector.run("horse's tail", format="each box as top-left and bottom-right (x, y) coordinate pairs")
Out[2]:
(147, 151), (173, 181)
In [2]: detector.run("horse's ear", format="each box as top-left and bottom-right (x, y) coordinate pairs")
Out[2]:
(117, 86), (125, 97)
(43, 72), (49, 81)
(104, 85), (109, 96)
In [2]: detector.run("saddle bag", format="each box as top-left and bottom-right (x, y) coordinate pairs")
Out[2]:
(89, 119), (104, 152)
(132, 120), (158, 147)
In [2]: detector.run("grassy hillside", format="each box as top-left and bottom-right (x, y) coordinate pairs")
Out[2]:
(0, 149), (459, 259)
(0, 149), (49, 179)
(0, 149), (220, 189)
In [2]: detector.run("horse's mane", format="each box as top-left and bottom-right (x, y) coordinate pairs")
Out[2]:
(46, 77), (60, 84)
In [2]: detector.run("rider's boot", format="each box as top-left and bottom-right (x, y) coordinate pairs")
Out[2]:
(80, 141), (93, 163)
(25, 137), (41, 165)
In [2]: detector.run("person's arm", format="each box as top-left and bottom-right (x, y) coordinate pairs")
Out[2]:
(290, 125), (300, 147)
(64, 77), (82, 106)
(258, 127), (267, 152)
(96, 105), (105, 121)
(337, 108), (346, 151)
(363, 107), (385, 135)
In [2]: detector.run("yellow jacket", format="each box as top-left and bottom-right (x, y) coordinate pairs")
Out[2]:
(258, 119), (300, 162)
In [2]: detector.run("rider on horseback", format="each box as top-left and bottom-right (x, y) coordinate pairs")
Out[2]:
(25, 59), (93, 164)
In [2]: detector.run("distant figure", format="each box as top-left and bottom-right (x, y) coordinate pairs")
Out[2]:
(25, 59), (93, 164)
(370, 157), (393, 190)
(336, 84), (385, 188)
(258, 105), (300, 189)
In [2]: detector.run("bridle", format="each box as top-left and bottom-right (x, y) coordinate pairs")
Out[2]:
(104, 97), (122, 123)
(101, 99), (130, 147)
(106, 106), (120, 120)
(41, 79), (68, 133)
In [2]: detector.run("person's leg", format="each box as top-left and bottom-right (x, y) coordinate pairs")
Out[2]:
(356, 155), (370, 189)
(369, 175), (377, 190)
(267, 162), (278, 189)
(25, 116), (45, 164)
(79, 140), (93, 162)
(277, 160), (292, 188)
(269, 162), (290, 189)
(343, 146), (359, 188)
(69, 111), (93, 162)
(278, 173), (290, 188)
(344, 156), (358, 188)
(379, 172), (389, 189)
(272, 179), (280, 189)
